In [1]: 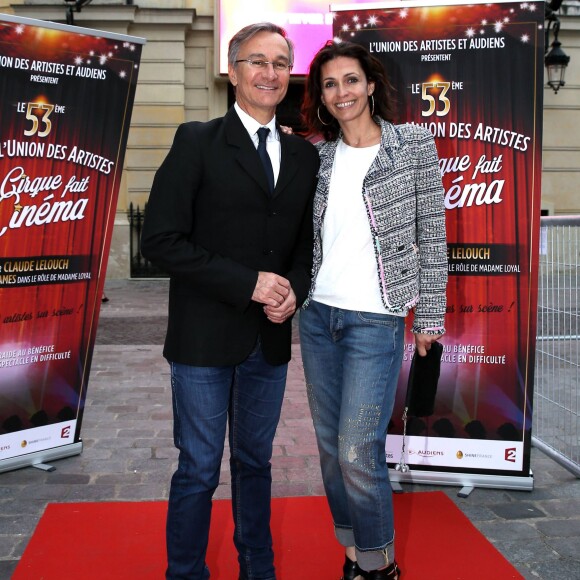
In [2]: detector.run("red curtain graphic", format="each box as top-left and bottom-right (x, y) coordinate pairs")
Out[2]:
(333, 1), (543, 477)
(0, 15), (143, 469)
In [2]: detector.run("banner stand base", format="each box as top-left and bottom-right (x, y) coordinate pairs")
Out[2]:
(390, 467), (534, 495)
(0, 441), (83, 474)
(458, 486), (474, 498)
(32, 463), (57, 472)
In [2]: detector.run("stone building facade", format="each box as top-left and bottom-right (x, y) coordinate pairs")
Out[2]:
(2, 0), (579, 278)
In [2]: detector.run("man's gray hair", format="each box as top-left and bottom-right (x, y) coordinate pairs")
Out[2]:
(228, 22), (294, 66)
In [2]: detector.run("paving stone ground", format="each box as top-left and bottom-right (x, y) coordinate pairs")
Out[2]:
(0, 280), (578, 579)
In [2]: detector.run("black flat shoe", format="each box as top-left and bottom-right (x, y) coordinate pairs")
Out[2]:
(341, 555), (364, 580)
(361, 561), (401, 580)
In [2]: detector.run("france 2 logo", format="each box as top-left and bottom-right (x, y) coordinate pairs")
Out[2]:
(504, 447), (517, 463)
(61, 426), (71, 439)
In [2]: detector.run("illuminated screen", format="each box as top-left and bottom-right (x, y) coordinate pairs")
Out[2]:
(218, 0), (382, 76)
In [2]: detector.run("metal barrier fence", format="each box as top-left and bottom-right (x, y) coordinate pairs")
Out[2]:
(127, 203), (167, 278)
(533, 215), (580, 477)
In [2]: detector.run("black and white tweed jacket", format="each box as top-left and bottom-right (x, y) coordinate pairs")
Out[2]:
(303, 118), (448, 335)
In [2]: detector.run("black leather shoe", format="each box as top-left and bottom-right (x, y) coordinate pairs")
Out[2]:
(360, 561), (401, 579)
(341, 555), (364, 580)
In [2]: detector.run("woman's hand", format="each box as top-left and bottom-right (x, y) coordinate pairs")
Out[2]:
(414, 333), (442, 357)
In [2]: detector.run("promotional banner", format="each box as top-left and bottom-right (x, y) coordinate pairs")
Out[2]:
(0, 15), (144, 472)
(333, 1), (543, 484)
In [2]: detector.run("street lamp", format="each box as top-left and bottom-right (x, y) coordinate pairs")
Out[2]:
(545, 0), (570, 94)
(63, 0), (93, 26)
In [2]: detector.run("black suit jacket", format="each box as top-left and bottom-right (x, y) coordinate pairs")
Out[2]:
(141, 107), (319, 366)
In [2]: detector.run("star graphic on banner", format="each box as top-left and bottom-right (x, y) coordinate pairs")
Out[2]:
(14, 204), (23, 212)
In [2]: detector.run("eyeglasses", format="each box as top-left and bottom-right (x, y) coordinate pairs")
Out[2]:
(234, 59), (293, 72)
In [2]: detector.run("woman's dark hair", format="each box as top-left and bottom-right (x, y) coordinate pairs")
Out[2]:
(302, 40), (396, 142)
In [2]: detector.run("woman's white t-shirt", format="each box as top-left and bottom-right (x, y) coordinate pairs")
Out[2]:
(312, 139), (395, 315)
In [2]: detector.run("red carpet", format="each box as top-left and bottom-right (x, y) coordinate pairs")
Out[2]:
(14, 492), (522, 579)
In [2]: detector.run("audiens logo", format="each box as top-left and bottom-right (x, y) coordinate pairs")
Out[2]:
(61, 426), (71, 439)
(409, 449), (444, 457)
(504, 448), (517, 463)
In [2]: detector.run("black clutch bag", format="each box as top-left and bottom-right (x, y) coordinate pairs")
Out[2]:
(396, 341), (444, 473)
(404, 341), (443, 417)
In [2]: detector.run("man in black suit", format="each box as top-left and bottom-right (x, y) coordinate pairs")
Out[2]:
(141, 22), (319, 580)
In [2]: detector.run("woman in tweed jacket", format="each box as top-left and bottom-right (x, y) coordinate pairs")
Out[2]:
(298, 41), (447, 580)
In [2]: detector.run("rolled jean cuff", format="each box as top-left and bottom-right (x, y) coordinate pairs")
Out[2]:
(334, 527), (395, 572)
(334, 525), (355, 548)
(356, 543), (394, 572)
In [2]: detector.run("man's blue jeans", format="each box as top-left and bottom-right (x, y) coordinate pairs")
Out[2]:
(166, 340), (287, 580)
(299, 301), (405, 572)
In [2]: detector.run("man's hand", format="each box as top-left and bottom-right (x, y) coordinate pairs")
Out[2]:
(414, 333), (443, 357)
(252, 272), (291, 307)
(264, 286), (297, 324)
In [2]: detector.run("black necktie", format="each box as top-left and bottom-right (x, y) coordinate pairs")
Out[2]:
(257, 127), (274, 195)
